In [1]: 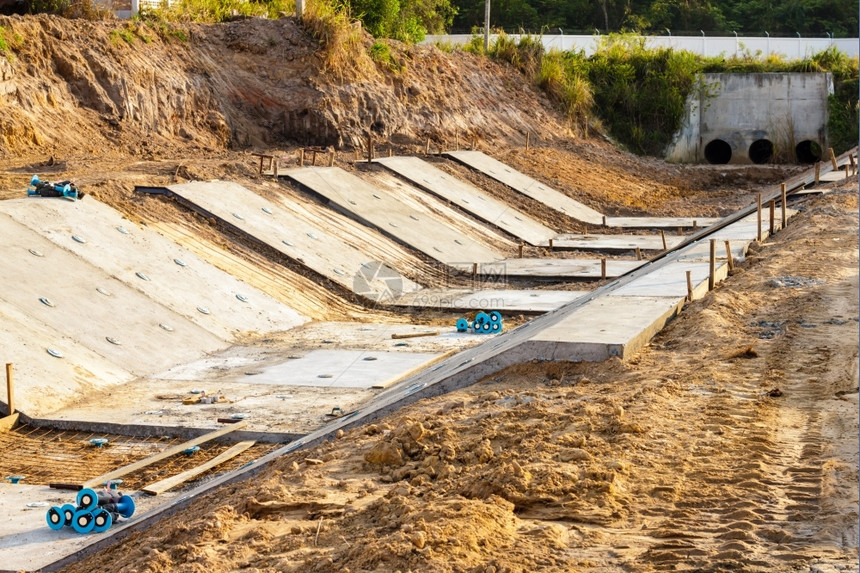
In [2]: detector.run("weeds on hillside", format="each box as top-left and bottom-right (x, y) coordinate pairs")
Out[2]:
(140, 0), (292, 22)
(301, 0), (372, 79)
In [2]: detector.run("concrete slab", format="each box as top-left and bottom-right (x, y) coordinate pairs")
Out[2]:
(375, 156), (557, 246)
(450, 258), (644, 279)
(234, 349), (442, 389)
(608, 261), (727, 300)
(524, 295), (686, 361)
(166, 181), (423, 300)
(0, 303), (134, 417)
(0, 198), (308, 340)
(392, 288), (589, 313)
(444, 150), (605, 225)
(552, 233), (686, 251)
(361, 170), (516, 254)
(604, 216), (721, 229)
(0, 213), (229, 414)
(818, 170), (853, 182)
(286, 167), (502, 264)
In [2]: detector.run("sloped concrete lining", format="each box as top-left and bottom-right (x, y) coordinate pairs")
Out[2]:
(524, 295), (687, 361)
(604, 216), (721, 228)
(444, 150), (605, 225)
(552, 233), (686, 251)
(286, 166), (502, 264)
(450, 258), (644, 279)
(0, 198), (309, 340)
(166, 181), (423, 299)
(361, 170), (517, 253)
(375, 156), (557, 246)
(0, 304), (134, 417)
(0, 213), (228, 377)
(392, 288), (589, 313)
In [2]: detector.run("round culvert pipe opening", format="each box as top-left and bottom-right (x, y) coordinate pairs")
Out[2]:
(704, 139), (732, 164)
(749, 139), (774, 164)
(795, 140), (823, 164)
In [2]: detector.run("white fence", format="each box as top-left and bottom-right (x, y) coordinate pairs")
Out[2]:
(423, 34), (859, 59)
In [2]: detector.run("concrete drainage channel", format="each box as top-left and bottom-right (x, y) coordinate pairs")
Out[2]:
(16, 158), (849, 572)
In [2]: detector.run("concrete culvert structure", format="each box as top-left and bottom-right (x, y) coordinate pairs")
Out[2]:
(795, 140), (823, 164)
(704, 139), (732, 164)
(748, 139), (774, 164)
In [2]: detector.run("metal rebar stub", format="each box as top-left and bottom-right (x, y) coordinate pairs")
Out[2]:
(232, 213), (244, 220)
(174, 258), (187, 267)
(159, 323), (174, 332)
(262, 207), (273, 214)
(282, 239), (293, 247)
(28, 248), (44, 257)
(236, 294), (249, 302)
(116, 226), (130, 235)
(106, 337), (122, 346)
(136, 272), (150, 281)
(96, 287), (111, 296)
(72, 235), (87, 244)
(197, 306), (211, 315)
(46, 348), (63, 358)
(39, 297), (55, 307)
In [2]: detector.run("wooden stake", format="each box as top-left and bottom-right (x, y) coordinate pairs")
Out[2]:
(756, 192), (762, 242)
(354, 149), (359, 160)
(5, 363), (13, 417)
(518, 244), (524, 258)
(708, 239), (716, 291)
(686, 270), (693, 301)
(769, 199), (775, 236)
(272, 158), (278, 179)
(311, 149), (317, 166)
(781, 183), (787, 228)
(829, 147), (838, 170)
(328, 149), (334, 166)
(850, 153), (857, 175)
(426, 138), (431, 155)
(814, 161), (821, 185)
(388, 147), (393, 157)
(660, 229), (667, 250)
(526, 132), (530, 150)
(456, 132), (459, 150)
(368, 133), (374, 164)
(602, 215), (607, 227)
(472, 262), (478, 283)
(693, 220), (698, 230)
(298, 149), (304, 167)
(600, 258), (607, 280)
(472, 136), (477, 150)
(724, 240), (734, 271)
(635, 246), (642, 260)
(549, 238), (554, 251)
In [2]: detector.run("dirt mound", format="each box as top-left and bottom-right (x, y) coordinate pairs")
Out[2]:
(0, 15), (569, 160)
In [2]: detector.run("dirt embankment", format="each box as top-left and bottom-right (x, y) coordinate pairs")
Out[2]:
(0, 14), (570, 160)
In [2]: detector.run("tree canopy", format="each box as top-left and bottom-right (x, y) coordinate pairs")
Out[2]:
(448, 0), (859, 37)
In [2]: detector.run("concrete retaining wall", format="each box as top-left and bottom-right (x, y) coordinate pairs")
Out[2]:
(666, 72), (833, 165)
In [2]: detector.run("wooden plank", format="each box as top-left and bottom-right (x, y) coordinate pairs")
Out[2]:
(79, 421), (247, 489)
(141, 441), (255, 496)
(0, 412), (18, 432)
